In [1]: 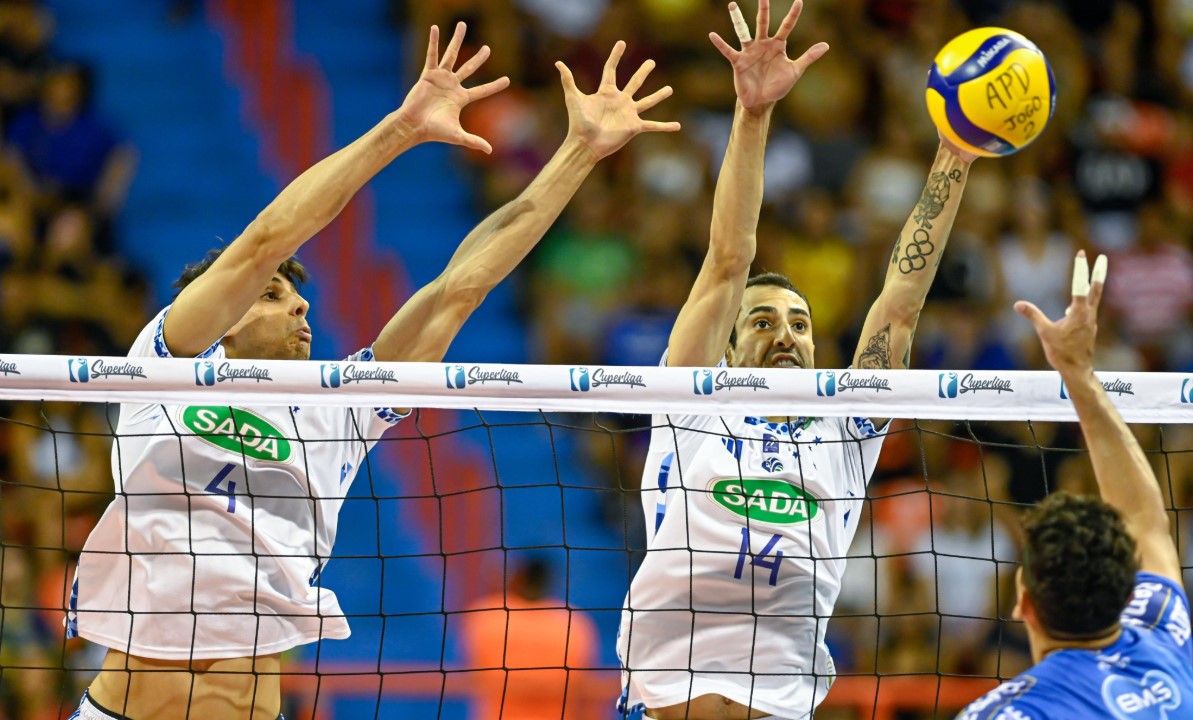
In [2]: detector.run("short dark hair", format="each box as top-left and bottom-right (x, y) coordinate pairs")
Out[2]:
(1021, 492), (1138, 638)
(728, 272), (813, 348)
(172, 247), (309, 299)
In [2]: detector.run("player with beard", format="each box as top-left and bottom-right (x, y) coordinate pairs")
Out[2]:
(616, 2), (977, 718)
(68, 24), (679, 720)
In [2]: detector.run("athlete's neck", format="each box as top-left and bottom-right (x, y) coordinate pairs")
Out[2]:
(1032, 623), (1123, 663)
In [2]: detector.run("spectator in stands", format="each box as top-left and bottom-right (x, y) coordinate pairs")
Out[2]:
(1104, 200), (1193, 370)
(460, 558), (598, 720)
(0, 545), (57, 719)
(0, 0), (53, 122)
(910, 484), (1018, 674)
(6, 61), (136, 216)
(530, 180), (637, 364)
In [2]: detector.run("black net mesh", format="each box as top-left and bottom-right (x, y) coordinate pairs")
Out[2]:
(0, 400), (1188, 719)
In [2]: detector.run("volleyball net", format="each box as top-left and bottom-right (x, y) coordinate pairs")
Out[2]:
(1, 355), (1192, 719)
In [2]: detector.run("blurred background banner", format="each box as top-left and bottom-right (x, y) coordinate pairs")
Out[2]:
(1, 0), (1192, 718)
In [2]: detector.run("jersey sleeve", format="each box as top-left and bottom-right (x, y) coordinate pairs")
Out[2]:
(129, 305), (224, 360)
(1119, 572), (1193, 660)
(119, 306), (226, 427)
(956, 675), (1041, 720)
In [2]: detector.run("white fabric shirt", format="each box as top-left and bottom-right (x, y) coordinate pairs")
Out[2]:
(618, 359), (886, 718)
(68, 306), (405, 660)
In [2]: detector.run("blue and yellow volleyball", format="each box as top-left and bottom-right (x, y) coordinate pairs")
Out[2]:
(926, 27), (1055, 157)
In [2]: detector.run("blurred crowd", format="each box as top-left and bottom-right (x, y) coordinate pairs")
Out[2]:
(0, 0), (142, 717)
(3, 0), (1193, 716)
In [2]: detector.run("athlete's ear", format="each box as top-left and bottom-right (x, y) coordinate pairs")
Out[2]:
(1011, 566), (1026, 622)
(1016, 590), (1040, 631)
(724, 340), (737, 367)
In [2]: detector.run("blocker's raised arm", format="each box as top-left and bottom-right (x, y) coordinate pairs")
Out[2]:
(163, 23), (507, 358)
(667, 0), (827, 368)
(851, 139), (975, 372)
(371, 41), (680, 364)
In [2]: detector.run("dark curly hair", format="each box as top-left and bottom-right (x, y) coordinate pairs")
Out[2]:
(728, 272), (814, 348)
(172, 247), (308, 299)
(1021, 492), (1138, 638)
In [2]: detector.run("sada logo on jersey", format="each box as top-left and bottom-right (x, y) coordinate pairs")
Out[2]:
(708, 478), (819, 524)
(181, 406), (292, 463)
(692, 369), (769, 395)
(194, 361), (272, 386)
(1100, 670), (1181, 720)
(445, 364), (523, 389)
(68, 358), (147, 384)
(0, 358), (19, 376)
(569, 367), (646, 392)
(938, 372), (1013, 399)
(816, 371), (891, 397)
(1060, 378), (1134, 399)
(318, 362), (396, 389)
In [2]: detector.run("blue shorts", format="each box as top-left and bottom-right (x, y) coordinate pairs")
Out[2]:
(72, 690), (286, 720)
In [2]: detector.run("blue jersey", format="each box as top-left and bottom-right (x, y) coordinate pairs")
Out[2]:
(959, 573), (1193, 720)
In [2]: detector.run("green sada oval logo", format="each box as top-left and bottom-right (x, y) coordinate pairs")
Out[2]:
(709, 478), (820, 525)
(181, 406), (292, 463)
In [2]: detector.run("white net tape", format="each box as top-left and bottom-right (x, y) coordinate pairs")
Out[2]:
(1, 355), (1191, 422)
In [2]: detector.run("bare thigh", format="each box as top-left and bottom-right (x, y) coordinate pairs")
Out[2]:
(88, 650), (281, 720)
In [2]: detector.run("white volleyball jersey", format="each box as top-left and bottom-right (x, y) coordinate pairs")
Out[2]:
(68, 306), (405, 660)
(617, 371), (886, 718)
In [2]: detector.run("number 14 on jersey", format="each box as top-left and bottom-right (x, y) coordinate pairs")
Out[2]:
(734, 528), (784, 586)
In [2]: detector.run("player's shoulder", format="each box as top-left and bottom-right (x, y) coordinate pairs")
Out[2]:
(957, 674), (1047, 720)
(1121, 572), (1192, 651)
(129, 305), (223, 360)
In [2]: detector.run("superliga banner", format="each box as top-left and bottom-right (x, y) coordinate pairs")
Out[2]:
(1, 355), (1192, 422)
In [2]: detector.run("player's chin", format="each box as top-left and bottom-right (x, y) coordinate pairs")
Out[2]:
(288, 341), (311, 361)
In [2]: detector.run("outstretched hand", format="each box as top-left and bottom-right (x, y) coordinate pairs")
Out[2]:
(398, 23), (510, 154)
(556, 42), (681, 161)
(709, 0), (828, 111)
(1016, 251), (1108, 377)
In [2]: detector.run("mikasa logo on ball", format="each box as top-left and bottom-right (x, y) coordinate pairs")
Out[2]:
(975, 37), (1011, 68)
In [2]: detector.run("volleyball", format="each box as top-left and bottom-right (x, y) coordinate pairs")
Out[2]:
(926, 27), (1055, 157)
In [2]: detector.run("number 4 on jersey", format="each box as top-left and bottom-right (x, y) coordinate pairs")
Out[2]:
(735, 528), (784, 586)
(205, 463), (238, 513)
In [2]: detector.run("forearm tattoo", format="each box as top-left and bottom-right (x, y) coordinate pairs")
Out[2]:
(857, 324), (892, 369)
(894, 168), (963, 275)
